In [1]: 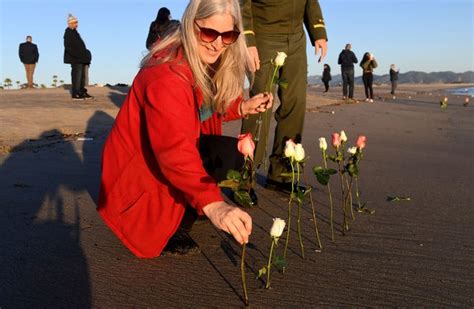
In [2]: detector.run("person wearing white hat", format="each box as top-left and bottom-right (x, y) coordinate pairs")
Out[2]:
(63, 14), (93, 100)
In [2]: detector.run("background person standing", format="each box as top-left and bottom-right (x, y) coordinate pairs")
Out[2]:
(338, 43), (358, 100)
(63, 14), (93, 100)
(240, 0), (328, 193)
(18, 36), (39, 88)
(360, 52), (378, 102)
(322, 63), (331, 93)
(145, 7), (180, 50)
(390, 64), (399, 98)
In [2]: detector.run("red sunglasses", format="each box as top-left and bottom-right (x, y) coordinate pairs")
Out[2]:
(194, 21), (240, 45)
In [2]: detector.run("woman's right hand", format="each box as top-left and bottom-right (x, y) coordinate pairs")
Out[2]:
(202, 201), (252, 244)
(242, 92), (273, 116)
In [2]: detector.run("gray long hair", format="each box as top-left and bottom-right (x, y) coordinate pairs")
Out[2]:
(141, 0), (251, 113)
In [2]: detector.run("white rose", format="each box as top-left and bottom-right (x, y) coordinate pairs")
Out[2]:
(274, 52), (287, 67)
(340, 130), (348, 143)
(294, 143), (305, 162)
(270, 218), (286, 238)
(318, 137), (327, 151)
(284, 139), (296, 159)
(347, 147), (357, 155)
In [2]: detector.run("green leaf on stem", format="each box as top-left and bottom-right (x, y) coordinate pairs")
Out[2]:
(273, 256), (287, 272)
(347, 163), (359, 177)
(218, 179), (239, 190)
(280, 172), (294, 178)
(226, 169), (241, 181)
(313, 166), (337, 186)
(296, 190), (305, 204)
(303, 186), (313, 196)
(328, 155), (337, 162)
(278, 79), (288, 89)
(357, 203), (375, 214)
(257, 266), (267, 279)
(234, 190), (254, 208)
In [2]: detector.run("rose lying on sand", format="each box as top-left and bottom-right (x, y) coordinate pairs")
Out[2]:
(237, 133), (255, 159)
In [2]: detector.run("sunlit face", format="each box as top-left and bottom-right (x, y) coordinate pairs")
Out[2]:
(195, 13), (234, 65)
(69, 21), (78, 30)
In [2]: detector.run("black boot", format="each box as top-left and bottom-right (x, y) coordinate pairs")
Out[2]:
(161, 228), (200, 256)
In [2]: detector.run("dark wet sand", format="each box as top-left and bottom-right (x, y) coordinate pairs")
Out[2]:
(0, 84), (473, 307)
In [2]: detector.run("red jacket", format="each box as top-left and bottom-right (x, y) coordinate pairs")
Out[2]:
(98, 51), (242, 258)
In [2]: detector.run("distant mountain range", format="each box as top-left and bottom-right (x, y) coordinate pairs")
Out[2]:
(308, 71), (474, 85)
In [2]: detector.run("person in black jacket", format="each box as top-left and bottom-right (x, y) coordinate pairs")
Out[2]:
(360, 52), (378, 102)
(63, 14), (93, 100)
(390, 64), (399, 98)
(321, 63), (331, 92)
(145, 7), (180, 50)
(338, 43), (358, 100)
(18, 36), (39, 88)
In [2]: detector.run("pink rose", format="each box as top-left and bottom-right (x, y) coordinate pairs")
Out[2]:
(356, 135), (367, 150)
(237, 133), (255, 159)
(331, 133), (341, 148)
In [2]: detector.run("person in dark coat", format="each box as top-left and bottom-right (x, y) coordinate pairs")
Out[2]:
(145, 7), (180, 50)
(390, 64), (399, 98)
(321, 63), (331, 92)
(18, 36), (39, 88)
(63, 14), (93, 100)
(360, 52), (378, 102)
(338, 43), (358, 100)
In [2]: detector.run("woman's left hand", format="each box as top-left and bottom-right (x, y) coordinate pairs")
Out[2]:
(241, 92), (273, 116)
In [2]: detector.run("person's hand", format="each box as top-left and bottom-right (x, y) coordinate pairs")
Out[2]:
(247, 46), (260, 72)
(241, 92), (273, 116)
(202, 201), (252, 244)
(315, 39), (328, 63)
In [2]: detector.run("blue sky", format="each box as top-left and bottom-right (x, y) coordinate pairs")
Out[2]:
(0, 0), (473, 86)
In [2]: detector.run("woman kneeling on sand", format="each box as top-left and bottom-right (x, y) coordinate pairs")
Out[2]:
(97, 0), (272, 258)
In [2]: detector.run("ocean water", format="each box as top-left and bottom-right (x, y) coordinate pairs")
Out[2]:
(448, 86), (474, 97)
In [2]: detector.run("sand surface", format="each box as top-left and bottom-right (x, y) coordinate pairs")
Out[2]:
(0, 84), (473, 307)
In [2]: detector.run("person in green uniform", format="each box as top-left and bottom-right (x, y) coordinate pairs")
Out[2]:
(240, 0), (328, 192)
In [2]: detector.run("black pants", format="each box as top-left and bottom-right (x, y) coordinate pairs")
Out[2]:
(391, 81), (397, 95)
(341, 69), (355, 98)
(323, 81), (329, 92)
(179, 135), (245, 231)
(71, 63), (87, 96)
(362, 72), (374, 99)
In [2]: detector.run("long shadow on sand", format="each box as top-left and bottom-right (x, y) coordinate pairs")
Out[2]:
(0, 130), (92, 307)
(0, 110), (115, 306)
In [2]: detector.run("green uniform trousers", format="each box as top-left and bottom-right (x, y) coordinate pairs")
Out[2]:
(241, 31), (307, 183)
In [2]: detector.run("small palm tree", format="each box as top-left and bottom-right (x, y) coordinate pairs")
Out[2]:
(16, 81), (21, 88)
(40, 84), (47, 89)
(52, 75), (58, 88)
(3, 78), (12, 89)
(60, 80), (64, 86)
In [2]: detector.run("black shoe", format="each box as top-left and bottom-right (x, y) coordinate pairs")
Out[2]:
(265, 179), (307, 194)
(71, 94), (85, 100)
(161, 228), (200, 256)
(82, 93), (94, 100)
